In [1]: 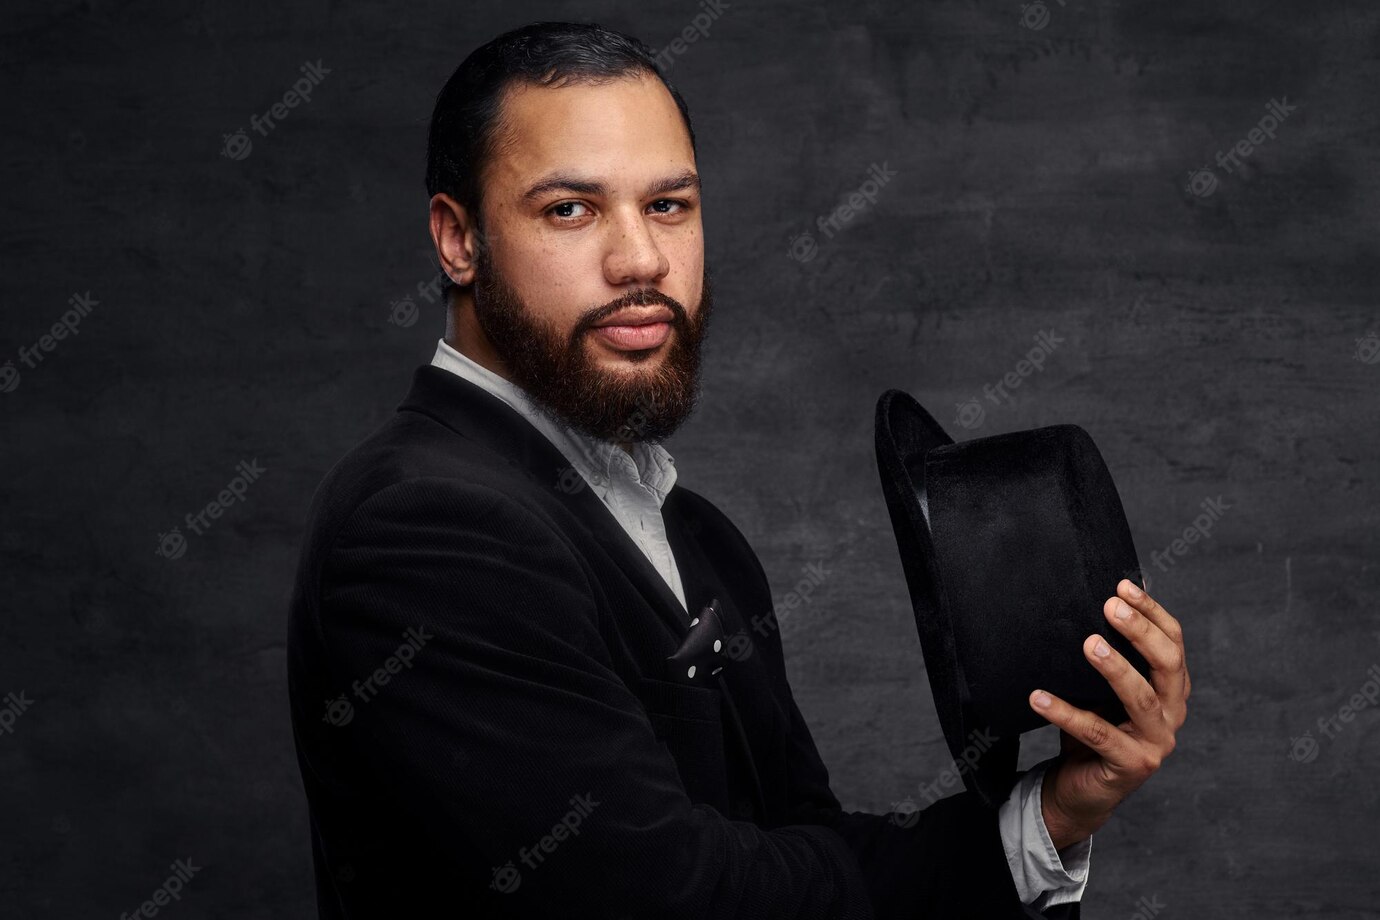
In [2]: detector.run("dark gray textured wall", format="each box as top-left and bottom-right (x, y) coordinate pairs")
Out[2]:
(3, 0), (1378, 916)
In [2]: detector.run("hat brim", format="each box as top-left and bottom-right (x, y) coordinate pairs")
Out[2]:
(874, 389), (1021, 808)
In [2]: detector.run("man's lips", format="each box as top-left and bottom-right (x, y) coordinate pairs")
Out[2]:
(593, 306), (674, 328)
(590, 321), (672, 350)
(590, 306), (675, 351)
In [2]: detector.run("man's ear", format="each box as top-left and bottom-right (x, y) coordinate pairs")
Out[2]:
(428, 192), (483, 286)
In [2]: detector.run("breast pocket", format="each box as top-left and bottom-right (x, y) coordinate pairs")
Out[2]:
(636, 676), (730, 812)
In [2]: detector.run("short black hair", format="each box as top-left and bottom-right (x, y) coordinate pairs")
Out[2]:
(425, 21), (698, 294)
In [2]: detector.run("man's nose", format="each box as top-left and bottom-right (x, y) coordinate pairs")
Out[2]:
(603, 209), (669, 286)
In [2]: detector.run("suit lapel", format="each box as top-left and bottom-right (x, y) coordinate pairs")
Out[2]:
(662, 489), (770, 821)
(397, 365), (692, 642)
(400, 364), (767, 818)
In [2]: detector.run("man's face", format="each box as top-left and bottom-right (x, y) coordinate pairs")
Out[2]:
(467, 71), (712, 444)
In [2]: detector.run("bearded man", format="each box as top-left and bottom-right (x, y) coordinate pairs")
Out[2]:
(287, 20), (1184, 919)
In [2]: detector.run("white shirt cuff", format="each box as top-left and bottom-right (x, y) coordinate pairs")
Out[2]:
(996, 756), (1093, 906)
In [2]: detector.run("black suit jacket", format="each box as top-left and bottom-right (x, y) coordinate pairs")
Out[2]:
(286, 365), (1080, 919)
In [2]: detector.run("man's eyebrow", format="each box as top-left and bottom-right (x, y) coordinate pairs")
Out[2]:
(520, 170), (700, 202)
(646, 170), (700, 197)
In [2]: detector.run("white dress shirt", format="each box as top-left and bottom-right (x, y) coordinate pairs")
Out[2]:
(430, 337), (1091, 907)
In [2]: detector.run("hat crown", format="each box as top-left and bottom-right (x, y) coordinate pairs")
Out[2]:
(874, 388), (1148, 808)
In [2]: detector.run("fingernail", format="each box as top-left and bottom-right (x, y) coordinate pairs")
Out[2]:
(1115, 601), (1133, 621)
(1033, 690), (1052, 708)
(1094, 638), (1111, 658)
(1126, 580), (1143, 599)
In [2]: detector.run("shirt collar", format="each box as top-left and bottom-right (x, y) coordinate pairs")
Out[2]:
(429, 339), (678, 505)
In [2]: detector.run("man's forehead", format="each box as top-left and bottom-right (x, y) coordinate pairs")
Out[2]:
(487, 73), (695, 193)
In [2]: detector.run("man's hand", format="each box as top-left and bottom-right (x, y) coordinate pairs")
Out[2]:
(1028, 578), (1190, 851)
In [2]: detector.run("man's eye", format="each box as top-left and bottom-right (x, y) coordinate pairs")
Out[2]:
(650, 199), (686, 214)
(549, 201), (592, 219)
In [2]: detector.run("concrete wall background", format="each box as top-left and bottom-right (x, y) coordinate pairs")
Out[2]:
(2, 0), (1377, 915)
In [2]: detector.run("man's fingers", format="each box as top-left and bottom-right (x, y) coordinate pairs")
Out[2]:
(1082, 633), (1174, 750)
(1110, 581), (1190, 720)
(1104, 595), (1183, 673)
(1117, 579), (1186, 656)
(1029, 688), (1142, 779)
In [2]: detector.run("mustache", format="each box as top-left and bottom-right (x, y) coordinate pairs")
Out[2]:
(575, 288), (690, 336)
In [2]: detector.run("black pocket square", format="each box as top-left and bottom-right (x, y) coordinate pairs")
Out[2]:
(664, 597), (729, 686)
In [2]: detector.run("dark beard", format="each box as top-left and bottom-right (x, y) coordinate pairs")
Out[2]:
(470, 248), (714, 444)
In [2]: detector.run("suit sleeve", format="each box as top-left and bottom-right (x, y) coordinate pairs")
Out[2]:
(735, 552), (1079, 918)
(317, 478), (878, 919)
(775, 685), (1081, 919)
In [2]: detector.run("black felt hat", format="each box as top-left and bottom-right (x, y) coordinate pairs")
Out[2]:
(873, 388), (1152, 808)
